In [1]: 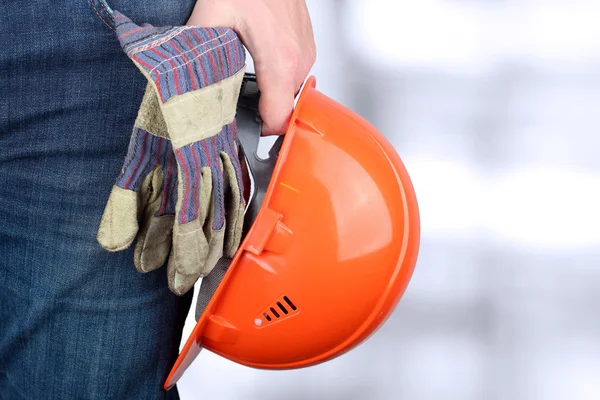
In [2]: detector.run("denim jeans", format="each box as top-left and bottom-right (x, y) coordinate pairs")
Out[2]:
(0, 1), (198, 398)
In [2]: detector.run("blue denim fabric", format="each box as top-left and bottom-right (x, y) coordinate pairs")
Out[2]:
(0, 1), (197, 398)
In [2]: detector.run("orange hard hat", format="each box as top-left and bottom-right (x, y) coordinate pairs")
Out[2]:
(164, 74), (420, 390)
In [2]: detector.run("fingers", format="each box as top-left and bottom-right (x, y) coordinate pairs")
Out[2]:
(187, 0), (317, 135)
(244, 4), (315, 135)
(256, 63), (296, 135)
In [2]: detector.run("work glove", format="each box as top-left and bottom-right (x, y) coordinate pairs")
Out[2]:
(98, 12), (247, 295)
(98, 83), (178, 272)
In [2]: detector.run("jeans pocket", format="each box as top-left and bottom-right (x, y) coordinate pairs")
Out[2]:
(89, 0), (197, 31)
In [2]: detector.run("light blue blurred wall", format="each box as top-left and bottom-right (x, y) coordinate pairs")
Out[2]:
(179, 1), (600, 399)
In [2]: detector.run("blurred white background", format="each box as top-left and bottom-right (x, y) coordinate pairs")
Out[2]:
(179, 1), (600, 399)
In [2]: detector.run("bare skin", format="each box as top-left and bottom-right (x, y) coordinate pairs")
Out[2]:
(187, 0), (316, 136)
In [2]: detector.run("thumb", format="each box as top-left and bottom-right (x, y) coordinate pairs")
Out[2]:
(256, 64), (296, 136)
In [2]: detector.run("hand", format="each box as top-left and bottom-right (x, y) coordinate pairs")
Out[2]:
(187, 0), (316, 135)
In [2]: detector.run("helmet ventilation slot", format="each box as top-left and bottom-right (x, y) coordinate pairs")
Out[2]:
(283, 296), (297, 310)
(256, 295), (298, 326)
(270, 307), (280, 318)
(276, 302), (287, 315)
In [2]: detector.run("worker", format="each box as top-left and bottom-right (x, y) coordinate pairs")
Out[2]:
(0, 1), (315, 398)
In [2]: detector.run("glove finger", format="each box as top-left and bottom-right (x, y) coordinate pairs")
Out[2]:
(203, 152), (227, 274)
(166, 244), (202, 297)
(167, 160), (212, 296)
(135, 214), (174, 273)
(133, 167), (174, 273)
(168, 217), (210, 296)
(97, 185), (140, 252)
(168, 155), (231, 296)
(220, 126), (246, 257)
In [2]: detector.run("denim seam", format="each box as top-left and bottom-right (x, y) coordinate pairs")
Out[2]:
(89, 0), (115, 32)
(98, 0), (115, 22)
